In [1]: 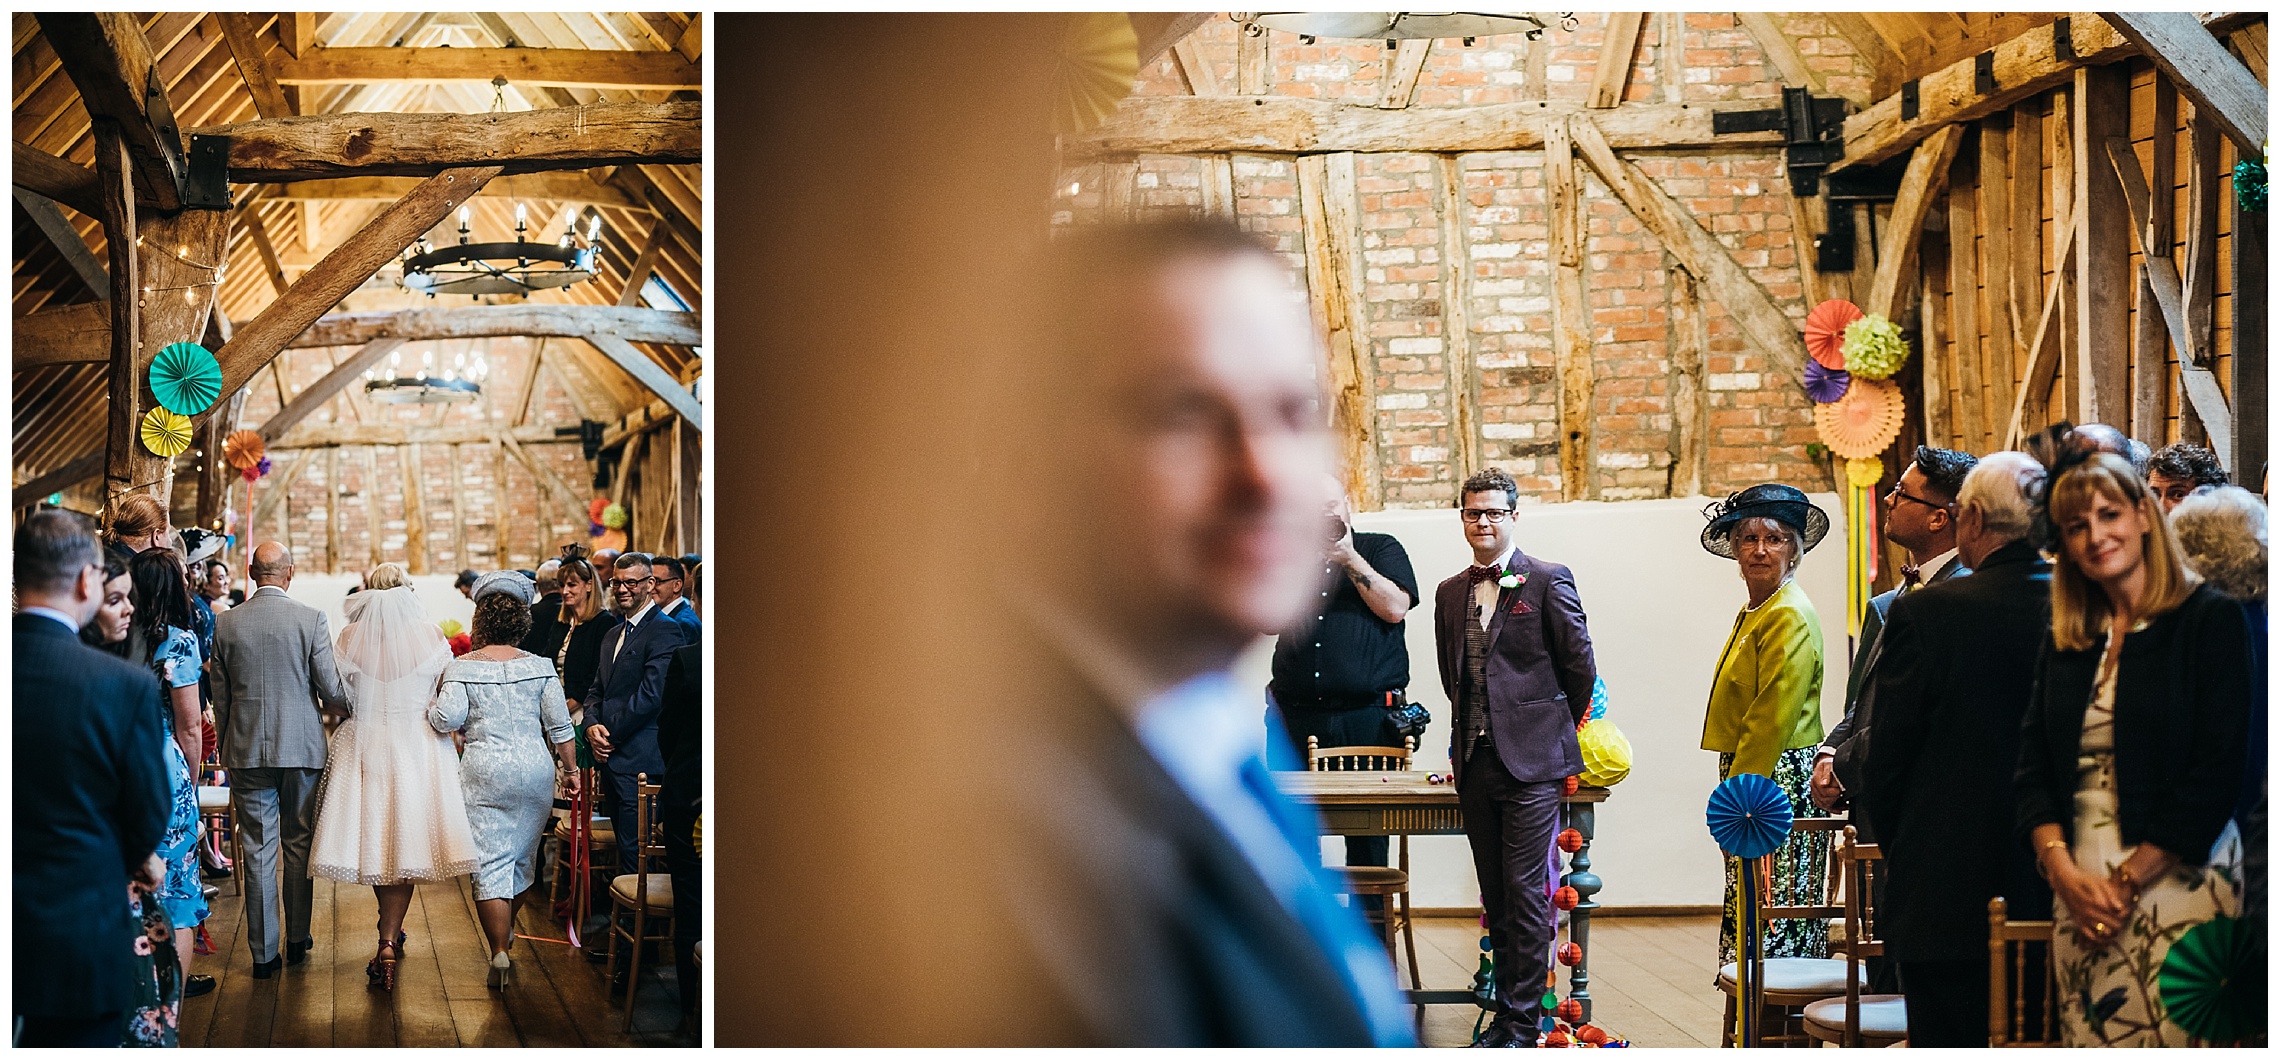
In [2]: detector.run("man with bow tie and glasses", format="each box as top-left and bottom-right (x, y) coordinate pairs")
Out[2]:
(1433, 468), (1599, 1047)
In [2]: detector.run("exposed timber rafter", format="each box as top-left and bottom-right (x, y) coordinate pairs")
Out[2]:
(13, 141), (106, 217)
(1834, 15), (2133, 174)
(2107, 12), (2268, 154)
(1587, 13), (1646, 109)
(261, 173), (643, 210)
(271, 47), (700, 91)
(255, 338), (406, 442)
(14, 188), (110, 297)
(37, 13), (184, 211)
(1060, 98), (1782, 159)
(587, 334), (703, 429)
(1865, 124), (1964, 318)
(269, 424), (567, 450)
(191, 101), (700, 183)
(218, 13), (291, 119)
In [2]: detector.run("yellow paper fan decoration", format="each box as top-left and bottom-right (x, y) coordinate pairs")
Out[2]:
(1051, 12), (1139, 136)
(139, 407), (195, 458)
(1812, 377), (1905, 460)
(1845, 456), (1885, 489)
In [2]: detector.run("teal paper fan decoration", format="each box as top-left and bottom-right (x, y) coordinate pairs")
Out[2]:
(2159, 916), (2264, 1043)
(1706, 772), (1792, 859)
(149, 342), (223, 416)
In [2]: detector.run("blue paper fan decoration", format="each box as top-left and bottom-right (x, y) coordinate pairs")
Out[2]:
(1804, 359), (1852, 404)
(148, 341), (222, 416)
(1706, 773), (1792, 859)
(1586, 676), (1609, 721)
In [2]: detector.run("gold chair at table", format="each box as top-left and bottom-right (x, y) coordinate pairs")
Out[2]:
(1716, 815), (1855, 1047)
(1304, 735), (1421, 991)
(605, 773), (677, 1030)
(1802, 826), (1907, 1046)
(1987, 897), (2059, 1046)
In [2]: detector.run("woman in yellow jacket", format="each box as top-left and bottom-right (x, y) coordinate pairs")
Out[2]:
(1699, 484), (1832, 964)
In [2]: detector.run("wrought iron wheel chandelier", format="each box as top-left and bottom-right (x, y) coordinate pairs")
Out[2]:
(1234, 11), (1569, 44)
(399, 203), (600, 299)
(362, 345), (493, 404)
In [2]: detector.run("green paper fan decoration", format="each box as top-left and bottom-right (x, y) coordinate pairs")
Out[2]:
(601, 502), (628, 530)
(138, 407), (195, 458)
(2159, 916), (2264, 1043)
(149, 342), (223, 416)
(1841, 314), (1910, 380)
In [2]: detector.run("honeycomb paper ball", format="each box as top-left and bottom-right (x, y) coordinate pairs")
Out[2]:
(1557, 999), (1585, 1022)
(1577, 1026), (1609, 1045)
(1576, 719), (1633, 787)
(1553, 886), (1580, 911)
(1558, 942), (1584, 966)
(1544, 1030), (1571, 1047)
(1558, 828), (1584, 853)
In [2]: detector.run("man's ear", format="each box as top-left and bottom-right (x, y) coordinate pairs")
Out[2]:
(77, 562), (106, 604)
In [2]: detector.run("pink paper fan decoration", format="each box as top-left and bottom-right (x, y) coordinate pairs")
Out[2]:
(1804, 299), (1864, 370)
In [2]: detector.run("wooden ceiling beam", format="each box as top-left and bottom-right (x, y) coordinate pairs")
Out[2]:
(13, 189), (109, 297)
(270, 47), (700, 90)
(1586, 13), (1646, 109)
(2107, 12), (2267, 154)
(13, 301), (110, 366)
(1129, 13), (1216, 67)
(218, 14), (292, 119)
(1735, 12), (1828, 97)
(1833, 15), (2133, 174)
(1826, 13), (1903, 98)
(586, 334), (701, 428)
(1062, 98), (1780, 158)
(194, 101), (699, 183)
(13, 302), (699, 368)
(263, 172), (643, 210)
(35, 13), (185, 210)
(12, 140), (104, 217)
(254, 337), (405, 441)
(1864, 123), (1963, 318)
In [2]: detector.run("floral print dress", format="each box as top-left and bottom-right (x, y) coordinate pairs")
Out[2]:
(147, 626), (209, 930)
(2052, 626), (2242, 1046)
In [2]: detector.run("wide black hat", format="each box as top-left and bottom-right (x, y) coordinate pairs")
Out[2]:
(1700, 483), (1830, 558)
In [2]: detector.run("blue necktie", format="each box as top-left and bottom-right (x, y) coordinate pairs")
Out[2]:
(1235, 755), (1416, 1047)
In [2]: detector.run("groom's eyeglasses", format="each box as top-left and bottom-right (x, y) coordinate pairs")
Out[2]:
(608, 576), (656, 589)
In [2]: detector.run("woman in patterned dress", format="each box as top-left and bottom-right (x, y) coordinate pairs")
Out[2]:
(2017, 452), (2252, 1046)
(1698, 484), (1834, 964)
(429, 572), (582, 988)
(125, 548), (212, 1001)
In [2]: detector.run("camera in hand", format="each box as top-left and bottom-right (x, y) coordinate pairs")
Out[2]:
(1326, 514), (1349, 545)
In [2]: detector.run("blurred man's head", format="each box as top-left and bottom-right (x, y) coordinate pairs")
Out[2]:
(2068, 423), (2147, 478)
(535, 559), (562, 596)
(1024, 223), (1334, 685)
(15, 510), (106, 623)
(2146, 443), (2228, 513)
(652, 555), (687, 607)
(455, 569), (479, 599)
(249, 542), (294, 588)
(1953, 452), (2047, 568)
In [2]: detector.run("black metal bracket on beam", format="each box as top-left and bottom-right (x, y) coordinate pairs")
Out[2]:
(1975, 51), (1998, 95)
(1815, 202), (1857, 273)
(1709, 86), (1850, 196)
(181, 135), (232, 209)
(1900, 80), (1920, 122)
(2052, 16), (2075, 64)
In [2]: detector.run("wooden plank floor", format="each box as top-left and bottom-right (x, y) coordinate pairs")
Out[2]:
(1407, 915), (1723, 1048)
(181, 874), (695, 1047)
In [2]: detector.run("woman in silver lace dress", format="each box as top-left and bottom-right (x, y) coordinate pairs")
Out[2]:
(428, 571), (581, 988)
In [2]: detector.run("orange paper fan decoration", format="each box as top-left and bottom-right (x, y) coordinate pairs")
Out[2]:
(222, 429), (266, 471)
(1804, 299), (1863, 370)
(1813, 377), (1905, 459)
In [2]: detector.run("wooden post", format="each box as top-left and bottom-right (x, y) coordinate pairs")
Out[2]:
(197, 389), (248, 532)
(1199, 154), (1236, 219)
(494, 443), (513, 567)
(2134, 79), (2179, 444)
(325, 447), (339, 573)
(1979, 118), (2018, 443)
(1237, 27), (1268, 95)
(448, 443), (467, 571)
(2009, 104), (2044, 361)
(1921, 252), (1950, 447)
(1948, 174), (1985, 450)
(2229, 149), (2267, 483)
(677, 418), (700, 557)
(1866, 124), (1964, 319)
(1378, 39), (1432, 110)
(1657, 12), (1685, 104)
(401, 443), (428, 575)
(1668, 267), (1709, 496)
(1546, 117), (1594, 500)
(364, 446), (383, 573)
(1587, 13), (1646, 109)
(1297, 151), (1380, 509)
(2050, 85), (2078, 423)
(1523, 30), (1549, 102)
(2073, 65), (2132, 427)
(2181, 110), (2222, 445)
(1434, 153), (1483, 484)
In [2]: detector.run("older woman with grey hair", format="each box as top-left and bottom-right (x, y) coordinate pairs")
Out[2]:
(2171, 485), (2267, 838)
(428, 570), (580, 988)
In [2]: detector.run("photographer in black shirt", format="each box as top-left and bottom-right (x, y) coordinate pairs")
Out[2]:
(1268, 477), (1421, 899)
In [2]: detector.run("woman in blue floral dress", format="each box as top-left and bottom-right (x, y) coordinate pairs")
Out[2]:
(127, 549), (212, 1001)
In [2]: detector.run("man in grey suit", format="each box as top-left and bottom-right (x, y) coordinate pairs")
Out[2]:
(210, 542), (347, 977)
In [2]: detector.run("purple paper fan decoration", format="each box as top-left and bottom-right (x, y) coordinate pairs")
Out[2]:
(1804, 360), (1852, 404)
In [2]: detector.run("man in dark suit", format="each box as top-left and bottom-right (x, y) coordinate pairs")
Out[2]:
(656, 642), (702, 1030)
(1861, 453), (2056, 1046)
(997, 221), (1412, 1044)
(14, 510), (173, 1046)
(1812, 445), (1976, 817)
(651, 554), (702, 636)
(1435, 467), (1598, 1047)
(585, 551), (692, 877)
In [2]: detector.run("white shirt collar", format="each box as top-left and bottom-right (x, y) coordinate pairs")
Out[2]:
(1913, 548), (1960, 586)
(659, 597), (686, 615)
(20, 605), (80, 633)
(1476, 543), (1517, 571)
(622, 600), (656, 627)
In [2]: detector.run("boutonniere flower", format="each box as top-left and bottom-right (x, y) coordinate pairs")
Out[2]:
(1497, 572), (1524, 589)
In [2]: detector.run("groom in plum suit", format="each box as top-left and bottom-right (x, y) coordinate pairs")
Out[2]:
(1435, 468), (1599, 1047)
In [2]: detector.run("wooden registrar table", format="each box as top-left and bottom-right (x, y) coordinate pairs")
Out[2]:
(1273, 771), (1611, 1021)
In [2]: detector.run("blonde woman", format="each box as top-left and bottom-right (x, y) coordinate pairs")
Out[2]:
(2016, 453), (2251, 1046)
(308, 562), (480, 991)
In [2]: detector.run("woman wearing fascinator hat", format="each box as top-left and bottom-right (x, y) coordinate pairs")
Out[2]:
(1698, 483), (1836, 964)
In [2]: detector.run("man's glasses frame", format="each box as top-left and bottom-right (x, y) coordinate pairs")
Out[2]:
(607, 575), (657, 590)
(1458, 507), (1517, 524)
(1884, 484), (1951, 511)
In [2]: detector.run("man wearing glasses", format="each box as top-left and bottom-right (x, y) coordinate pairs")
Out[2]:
(1811, 445), (1977, 819)
(651, 555), (701, 635)
(584, 552), (693, 878)
(1433, 467), (1599, 1047)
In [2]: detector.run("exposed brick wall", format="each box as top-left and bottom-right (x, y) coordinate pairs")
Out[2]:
(1063, 13), (1871, 507)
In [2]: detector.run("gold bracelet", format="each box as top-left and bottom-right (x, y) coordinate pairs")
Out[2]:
(2111, 863), (2141, 891)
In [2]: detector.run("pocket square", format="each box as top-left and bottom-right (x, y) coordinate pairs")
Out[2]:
(1509, 597), (1535, 615)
